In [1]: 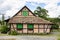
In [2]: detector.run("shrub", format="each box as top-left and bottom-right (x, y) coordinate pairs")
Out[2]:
(0, 25), (9, 34)
(51, 24), (59, 29)
(8, 30), (18, 35)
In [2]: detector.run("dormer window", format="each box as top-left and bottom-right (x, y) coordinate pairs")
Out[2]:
(22, 10), (28, 16)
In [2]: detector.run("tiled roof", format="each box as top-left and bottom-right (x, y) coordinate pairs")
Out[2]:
(8, 16), (52, 24)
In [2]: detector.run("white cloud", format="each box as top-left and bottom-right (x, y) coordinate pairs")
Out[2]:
(44, 0), (60, 17)
(25, 0), (60, 17)
(0, 0), (26, 19)
(0, 0), (60, 20)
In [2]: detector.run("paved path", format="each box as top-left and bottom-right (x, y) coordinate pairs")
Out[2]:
(0, 36), (56, 40)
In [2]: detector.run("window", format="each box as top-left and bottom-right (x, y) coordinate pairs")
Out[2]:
(17, 24), (23, 30)
(22, 11), (28, 16)
(27, 24), (34, 30)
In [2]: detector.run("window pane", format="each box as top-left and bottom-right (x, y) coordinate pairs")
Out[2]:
(22, 11), (28, 16)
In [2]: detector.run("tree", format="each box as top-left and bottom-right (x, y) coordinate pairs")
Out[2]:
(2, 14), (5, 25)
(0, 20), (1, 24)
(0, 25), (9, 33)
(47, 18), (60, 29)
(34, 6), (48, 19)
(0, 14), (10, 33)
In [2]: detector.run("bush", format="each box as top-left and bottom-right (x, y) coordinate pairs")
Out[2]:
(8, 30), (18, 35)
(0, 25), (9, 34)
(51, 24), (59, 29)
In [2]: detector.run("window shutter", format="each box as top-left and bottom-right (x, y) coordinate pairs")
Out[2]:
(17, 24), (23, 29)
(22, 11), (28, 16)
(28, 24), (34, 30)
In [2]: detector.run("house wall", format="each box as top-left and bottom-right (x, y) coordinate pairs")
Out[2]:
(34, 24), (38, 33)
(10, 24), (51, 34)
(23, 24), (27, 33)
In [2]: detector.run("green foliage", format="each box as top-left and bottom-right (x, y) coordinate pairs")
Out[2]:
(8, 30), (18, 35)
(0, 20), (1, 23)
(46, 18), (60, 29)
(34, 6), (48, 19)
(0, 25), (9, 33)
(47, 18), (60, 23)
(51, 24), (59, 29)
(0, 20), (2, 25)
(0, 14), (10, 34)
(2, 14), (5, 25)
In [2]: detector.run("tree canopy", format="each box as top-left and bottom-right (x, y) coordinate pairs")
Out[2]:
(47, 18), (60, 24)
(34, 6), (48, 19)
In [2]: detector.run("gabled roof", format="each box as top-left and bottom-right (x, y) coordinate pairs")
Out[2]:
(13, 6), (36, 17)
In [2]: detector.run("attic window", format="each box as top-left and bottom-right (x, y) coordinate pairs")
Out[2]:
(22, 10), (28, 16)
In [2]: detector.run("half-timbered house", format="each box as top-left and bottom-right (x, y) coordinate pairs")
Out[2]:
(8, 6), (53, 34)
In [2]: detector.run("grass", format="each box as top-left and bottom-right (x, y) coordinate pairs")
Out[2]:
(58, 38), (60, 40)
(57, 37), (60, 40)
(0, 33), (8, 36)
(57, 34), (60, 40)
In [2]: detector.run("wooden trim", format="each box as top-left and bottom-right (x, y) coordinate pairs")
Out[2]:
(10, 24), (11, 31)
(44, 24), (45, 33)
(11, 28), (50, 29)
(10, 23), (52, 25)
(28, 24), (34, 33)
(12, 24), (15, 31)
(38, 24), (39, 33)
(28, 11), (29, 16)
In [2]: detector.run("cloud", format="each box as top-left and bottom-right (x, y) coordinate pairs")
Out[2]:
(24, 0), (60, 17)
(26, 0), (60, 17)
(0, 0), (26, 19)
(44, 0), (60, 17)
(0, 0), (60, 20)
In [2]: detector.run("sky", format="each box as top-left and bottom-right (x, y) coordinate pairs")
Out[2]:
(0, 0), (60, 19)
